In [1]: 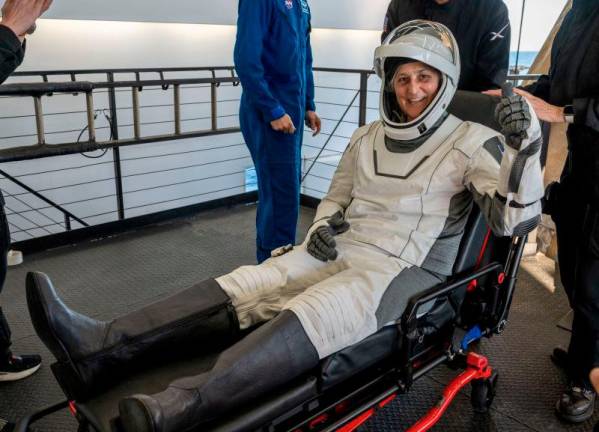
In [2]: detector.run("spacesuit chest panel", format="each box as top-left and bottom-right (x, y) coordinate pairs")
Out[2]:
(342, 118), (473, 261)
(373, 115), (463, 179)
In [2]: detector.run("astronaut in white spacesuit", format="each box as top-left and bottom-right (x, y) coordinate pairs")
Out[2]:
(26, 20), (543, 432)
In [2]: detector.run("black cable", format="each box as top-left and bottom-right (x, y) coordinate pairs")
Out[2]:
(79, 109), (111, 159)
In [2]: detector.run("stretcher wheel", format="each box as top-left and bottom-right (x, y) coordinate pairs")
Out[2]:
(470, 370), (498, 413)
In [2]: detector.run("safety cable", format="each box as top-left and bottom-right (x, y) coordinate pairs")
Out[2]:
(4, 204), (53, 235)
(123, 170), (247, 195)
(122, 183), (248, 212)
(513, 0), (527, 75)
(301, 76), (368, 183)
(4, 192), (66, 229)
(7, 220), (35, 238)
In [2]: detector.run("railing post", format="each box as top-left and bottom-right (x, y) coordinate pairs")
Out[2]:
(174, 84), (181, 135)
(358, 72), (369, 127)
(33, 96), (45, 145)
(85, 92), (96, 142)
(64, 214), (71, 231)
(132, 86), (141, 139)
(108, 72), (125, 220)
(211, 82), (218, 131)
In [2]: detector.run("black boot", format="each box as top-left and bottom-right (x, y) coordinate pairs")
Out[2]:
(118, 310), (319, 432)
(555, 381), (596, 423)
(26, 271), (239, 399)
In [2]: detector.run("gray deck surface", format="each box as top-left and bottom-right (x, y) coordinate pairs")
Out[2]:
(0, 203), (596, 431)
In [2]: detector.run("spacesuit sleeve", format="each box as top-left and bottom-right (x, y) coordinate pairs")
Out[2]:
(472, 3), (510, 90)
(233, 0), (286, 122)
(464, 113), (544, 237)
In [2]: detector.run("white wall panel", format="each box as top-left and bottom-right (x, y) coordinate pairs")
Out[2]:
(42, 0), (390, 31)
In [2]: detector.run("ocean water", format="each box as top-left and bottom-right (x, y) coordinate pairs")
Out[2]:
(509, 51), (539, 74)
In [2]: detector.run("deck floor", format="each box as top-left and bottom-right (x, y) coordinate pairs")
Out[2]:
(0, 203), (596, 431)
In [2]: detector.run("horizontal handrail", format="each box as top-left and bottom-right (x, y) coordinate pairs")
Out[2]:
(0, 76), (239, 97)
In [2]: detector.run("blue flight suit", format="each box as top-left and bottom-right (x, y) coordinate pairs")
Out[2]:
(234, 0), (315, 263)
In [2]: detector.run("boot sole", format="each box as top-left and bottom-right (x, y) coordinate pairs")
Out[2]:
(555, 399), (595, 423)
(0, 363), (41, 382)
(26, 272), (86, 397)
(119, 398), (157, 432)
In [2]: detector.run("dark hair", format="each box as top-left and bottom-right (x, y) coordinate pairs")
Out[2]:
(385, 59), (441, 91)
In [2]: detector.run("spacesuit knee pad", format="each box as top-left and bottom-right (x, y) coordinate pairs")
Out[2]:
(216, 264), (288, 327)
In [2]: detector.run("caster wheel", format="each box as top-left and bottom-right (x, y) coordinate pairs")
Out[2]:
(471, 370), (498, 414)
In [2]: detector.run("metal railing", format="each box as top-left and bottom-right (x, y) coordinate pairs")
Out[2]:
(0, 66), (375, 246)
(0, 67), (539, 247)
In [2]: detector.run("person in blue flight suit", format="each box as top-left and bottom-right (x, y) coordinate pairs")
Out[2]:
(234, 0), (321, 263)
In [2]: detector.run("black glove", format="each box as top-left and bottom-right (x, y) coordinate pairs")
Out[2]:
(495, 94), (531, 150)
(307, 211), (350, 262)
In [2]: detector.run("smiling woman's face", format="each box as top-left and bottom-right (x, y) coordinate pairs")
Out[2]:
(393, 61), (441, 122)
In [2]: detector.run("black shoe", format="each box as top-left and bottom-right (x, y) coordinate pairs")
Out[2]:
(0, 418), (15, 432)
(0, 352), (41, 382)
(550, 347), (569, 371)
(556, 382), (596, 423)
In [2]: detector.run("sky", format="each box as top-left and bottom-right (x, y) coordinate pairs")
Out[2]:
(503, 0), (569, 51)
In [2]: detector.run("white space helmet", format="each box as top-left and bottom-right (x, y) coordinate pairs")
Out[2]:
(374, 20), (460, 142)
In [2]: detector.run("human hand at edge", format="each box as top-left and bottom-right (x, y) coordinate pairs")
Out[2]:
(305, 110), (321, 136)
(270, 114), (296, 134)
(1, 0), (53, 41)
(482, 89), (502, 97)
(513, 88), (565, 123)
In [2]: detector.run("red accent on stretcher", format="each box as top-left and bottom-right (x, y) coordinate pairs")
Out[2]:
(466, 228), (492, 293)
(406, 353), (492, 432)
(309, 413), (328, 429)
(68, 401), (77, 417)
(336, 408), (375, 432)
(466, 279), (478, 293)
(475, 228), (492, 269)
(378, 394), (396, 408)
(498, 272), (505, 284)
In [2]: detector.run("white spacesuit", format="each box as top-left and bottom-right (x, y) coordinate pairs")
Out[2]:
(27, 21), (545, 432)
(217, 21), (544, 358)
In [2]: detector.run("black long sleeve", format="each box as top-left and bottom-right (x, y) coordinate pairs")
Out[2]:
(470, 3), (510, 90)
(521, 75), (552, 101)
(0, 25), (25, 85)
(382, 1), (400, 42)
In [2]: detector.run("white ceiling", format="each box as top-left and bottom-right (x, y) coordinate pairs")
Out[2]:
(43, 0), (390, 30)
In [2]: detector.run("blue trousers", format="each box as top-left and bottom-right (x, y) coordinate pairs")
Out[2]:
(240, 102), (302, 263)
